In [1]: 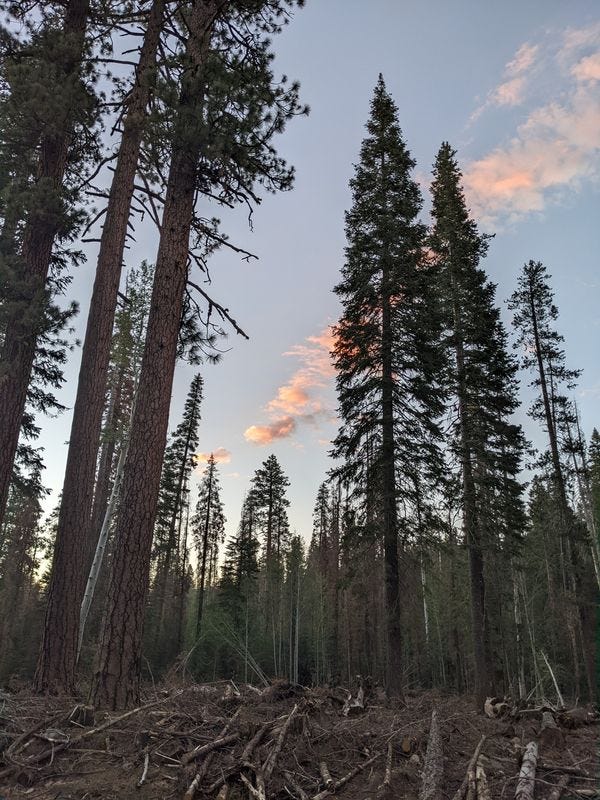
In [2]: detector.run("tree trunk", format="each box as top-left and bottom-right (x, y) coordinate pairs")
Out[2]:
(34, 0), (164, 694)
(450, 266), (490, 712)
(91, 0), (223, 710)
(381, 261), (403, 697)
(0, 0), (89, 532)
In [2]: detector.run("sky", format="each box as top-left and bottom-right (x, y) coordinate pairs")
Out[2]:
(37, 1), (600, 546)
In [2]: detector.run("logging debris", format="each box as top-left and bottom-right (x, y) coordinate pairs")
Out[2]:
(0, 681), (596, 799)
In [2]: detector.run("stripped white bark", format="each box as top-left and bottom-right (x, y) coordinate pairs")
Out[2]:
(515, 741), (538, 800)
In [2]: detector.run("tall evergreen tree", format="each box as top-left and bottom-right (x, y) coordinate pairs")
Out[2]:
(508, 260), (595, 698)
(332, 76), (444, 697)
(0, 0), (97, 532)
(35, 0), (166, 693)
(429, 142), (526, 710)
(251, 454), (291, 563)
(92, 0), (305, 708)
(151, 372), (203, 664)
(192, 453), (225, 637)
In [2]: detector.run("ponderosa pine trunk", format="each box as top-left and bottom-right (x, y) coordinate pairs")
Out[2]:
(0, 0), (89, 532)
(381, 265), (403, 698)
(34, 0), (165, 694)
(91, 0), (224, 710)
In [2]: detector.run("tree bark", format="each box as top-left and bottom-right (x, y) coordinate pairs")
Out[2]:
(34, 0), (164, 694)
(451, 266), (490, 711)
(91, 0), (224, 710)
(381, 254), (403, 697)
(0, 0), (89, 531)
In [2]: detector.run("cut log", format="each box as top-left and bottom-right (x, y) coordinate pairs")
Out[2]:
(263, 703), (298, 781)
(319, 762), (334, 789)
(539, 711), (564, 750)
(419, 709), (443, 800)
(515, 741), (538, 800)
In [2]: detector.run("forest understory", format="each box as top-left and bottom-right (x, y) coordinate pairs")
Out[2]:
(0, 680), (597, 800)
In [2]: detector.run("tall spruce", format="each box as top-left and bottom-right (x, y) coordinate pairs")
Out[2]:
(508, 260), (595, 698)
(429, 142), (526, 710)
(332, 76), (444, 697)
(91, 0), (304, 709)
(151, 372), (203, 663)
(192, 454), (225, 637)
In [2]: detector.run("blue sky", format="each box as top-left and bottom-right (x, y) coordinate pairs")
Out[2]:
(37, 1), (600, 544)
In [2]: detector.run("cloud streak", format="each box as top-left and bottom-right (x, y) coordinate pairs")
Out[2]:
(244, 327), (336, 445)
(464, 24), (600, 225)
(196, 446), (232, 465)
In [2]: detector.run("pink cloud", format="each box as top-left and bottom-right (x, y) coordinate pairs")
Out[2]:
(571, 53), (600, 83)
(196, 446), (232, 464)
(244, 416), (296, 445)
(491, 76), (525, 106)
(244, 327), (337, 445)
(506, 43), (539, 76)
(464, 81), (600, 224)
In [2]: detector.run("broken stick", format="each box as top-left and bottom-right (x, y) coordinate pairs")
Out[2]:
(450, 735), (486, 800)
(181, 732), (239, 766)
(312, 752), (382, 800)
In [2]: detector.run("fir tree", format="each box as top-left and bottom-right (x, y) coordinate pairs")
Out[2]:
(150, 372), (203, 666)
(429, 142), (526, 709)
(192, 453), (225, 637)
(508, 260), (595, 699)
(251, 454), (291, 563)
(332, 76), (445, 697)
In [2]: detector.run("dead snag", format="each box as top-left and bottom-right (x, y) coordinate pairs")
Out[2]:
(312, 752), (382, 800)
(515, 741), (538, 800)
(548, 776), (570, 800)
(451, 735), (486, 800)
(419, 709), (443, 800)
(540, 711), (564, 750)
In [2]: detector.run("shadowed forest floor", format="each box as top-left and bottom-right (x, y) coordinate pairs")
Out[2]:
(0, 681), (597, 799)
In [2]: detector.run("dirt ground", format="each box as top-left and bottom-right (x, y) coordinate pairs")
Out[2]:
(0, 681), (597, 799)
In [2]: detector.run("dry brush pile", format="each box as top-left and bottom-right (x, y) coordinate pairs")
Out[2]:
(0, 681), (597, 799)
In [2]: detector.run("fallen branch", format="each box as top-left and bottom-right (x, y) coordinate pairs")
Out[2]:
(181, 732), (239, 766)
(263, 703), (298, 781)
(137, 750), (150, 787)
(312, 752), (382, 800)
(548, 776), (570, 800)
(419, 709), (443, 800)
(475, 764), (491, 800)
(376, 740), (393, 795)
(319, 762), (334, 790)
(183, 708), (241, 800)
(451, 735), (487, 800)
(284, 770), (310, 800)
(515, 741), (538, 800)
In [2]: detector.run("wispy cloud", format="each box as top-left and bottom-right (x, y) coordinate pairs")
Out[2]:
(464, 24), (600, 225)
(196, 446), (232, 465)
(244, 327), (336, 445)
(470, 42), (539, 122)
